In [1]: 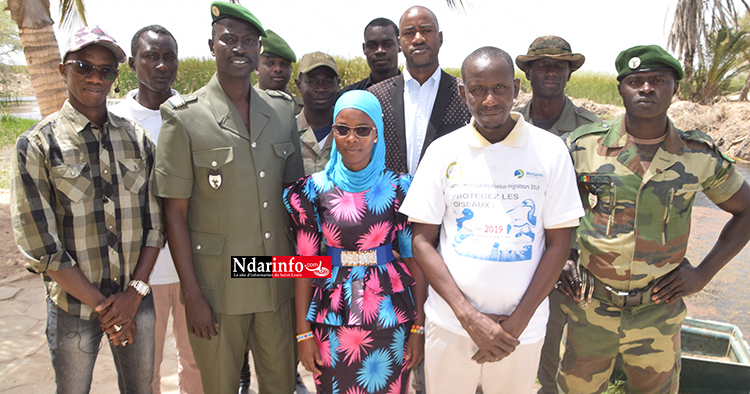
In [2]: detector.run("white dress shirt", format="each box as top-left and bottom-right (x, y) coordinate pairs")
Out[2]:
(403, 67), (442, 175)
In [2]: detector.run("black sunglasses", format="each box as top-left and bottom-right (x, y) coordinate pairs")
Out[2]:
(65, 60), (119, 81)
(332, 124), (376, 138)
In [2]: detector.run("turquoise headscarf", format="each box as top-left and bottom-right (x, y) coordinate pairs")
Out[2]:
(318, 90), (385, 193)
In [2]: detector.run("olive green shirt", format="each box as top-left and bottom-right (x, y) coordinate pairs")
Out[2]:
(154, 74), (304, 314)
(297, 110), (333, 176)
(515, 95), (600, 139)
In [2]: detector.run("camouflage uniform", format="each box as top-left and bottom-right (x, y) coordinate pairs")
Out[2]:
(515, 95), (600, 394)
(297, 110), (332, 176)
(558, 117), (745, 393)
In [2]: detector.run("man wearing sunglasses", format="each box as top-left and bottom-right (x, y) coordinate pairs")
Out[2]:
(11, 25), (163, 393)
(153, 3), (303, 393)
(295, 51), (340, 175)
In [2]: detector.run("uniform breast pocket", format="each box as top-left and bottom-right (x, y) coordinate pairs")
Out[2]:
(271, 141), (295, 181)
(663, 185), (701, 244)
(118, 158), (146, 194)
(579, 174), (616, 238)
(193, 147), (235, 193)
(50, 162), (93, 203)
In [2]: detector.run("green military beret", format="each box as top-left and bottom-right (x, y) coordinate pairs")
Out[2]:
(261, 30), (296, 63)
(210, 1), (267, 37)
(615, 45), (683, 81)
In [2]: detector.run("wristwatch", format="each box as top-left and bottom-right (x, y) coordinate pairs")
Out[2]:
(128, 280), (151, 297)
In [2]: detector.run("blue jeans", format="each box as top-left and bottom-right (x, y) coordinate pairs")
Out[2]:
(46, 293), (155, 394)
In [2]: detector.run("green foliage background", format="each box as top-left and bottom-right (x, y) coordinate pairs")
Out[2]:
(0, 0), (24, 102)
(111, 57), (623, 106)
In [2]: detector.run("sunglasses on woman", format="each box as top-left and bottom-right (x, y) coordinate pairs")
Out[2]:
(332, 124), (376, 138)
(65, 60), (120, 81)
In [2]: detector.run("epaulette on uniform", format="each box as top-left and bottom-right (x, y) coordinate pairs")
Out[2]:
(575, 106), (601, 123)
(266, 90), (292, 101)
(166, 93), (197, 109)
(680, 129), (735, 163)
(569, 121), (612, 142)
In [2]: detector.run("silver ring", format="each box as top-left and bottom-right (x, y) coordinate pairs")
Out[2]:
(122, 339), (128, 346)
(114, 324), (122, 332)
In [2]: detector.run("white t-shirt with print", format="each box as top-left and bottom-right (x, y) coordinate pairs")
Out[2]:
(400, 113), (583, 344)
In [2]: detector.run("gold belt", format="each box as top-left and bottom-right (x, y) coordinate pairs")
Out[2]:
(340, 250), (378, 267)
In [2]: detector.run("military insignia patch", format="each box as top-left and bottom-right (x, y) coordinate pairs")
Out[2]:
(588, 193), (598, 209)
(628, 57), (641, 69)
(208, 169), (222, 190)
(211, 5), (220, 16)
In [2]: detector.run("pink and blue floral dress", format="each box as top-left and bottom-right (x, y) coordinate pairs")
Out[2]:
(284, 170), (417, 394)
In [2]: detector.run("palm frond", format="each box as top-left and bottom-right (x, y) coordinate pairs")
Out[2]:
(446, 0), (465, 9)
(59, 0), (86, 29)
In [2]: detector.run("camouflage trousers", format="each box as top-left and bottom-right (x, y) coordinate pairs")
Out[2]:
(557, 297), (687, 394)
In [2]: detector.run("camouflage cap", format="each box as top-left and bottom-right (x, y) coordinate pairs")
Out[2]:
(260, 30), (296, 63)
(516, 36), (585, 72)
(615, 45), (683, 81)
(65, 25), (127, 64)
(298, 51), (339, 78)
(210, 1), (267, 37)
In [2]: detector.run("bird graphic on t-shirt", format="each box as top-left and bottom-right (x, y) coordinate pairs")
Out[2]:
(506, 199), (537, 231)
(456, 208), (474, 231)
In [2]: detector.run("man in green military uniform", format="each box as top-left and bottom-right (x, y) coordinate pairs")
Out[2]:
(254, 29), (303, 115)
(514, 35), (601, 394)
(153, 2), (303, 393)
(557, 45), (750, 393)
(514, 36), (600, 139)
(295, 51), (339, 175)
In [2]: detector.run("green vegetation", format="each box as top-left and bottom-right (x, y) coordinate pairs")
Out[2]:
(114, 57), (218, 97)
(565, 71), (621, 106)
(0, 114), (37, 189)
(680, 27), (750, 103)
(0, 0), (23, 103)
(514, 70), (621, 106)
(114, 57), (622, 106)
(0, 114), (35, 147)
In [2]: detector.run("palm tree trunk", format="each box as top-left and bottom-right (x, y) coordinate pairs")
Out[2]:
(18, 25), (67, 117)
(740, 73), (750, 101)
(7, 0), (68, 118)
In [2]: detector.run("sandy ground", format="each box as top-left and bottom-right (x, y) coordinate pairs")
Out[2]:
(1, 91), (749, 391)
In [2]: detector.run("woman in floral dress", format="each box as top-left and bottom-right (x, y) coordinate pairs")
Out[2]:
(284, 90), (426, 394)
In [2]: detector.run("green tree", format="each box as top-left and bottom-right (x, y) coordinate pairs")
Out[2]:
(0, 0), (22, 100)
(692, 27), (750, 104)
(5, 0), (85, 117)
(0, 1), (21, 61)
(667, 0), (749, 84)
(736, 12), (750, 100)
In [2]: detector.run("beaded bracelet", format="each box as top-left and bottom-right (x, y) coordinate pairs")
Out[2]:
(296, 331), (314, 342)
(410, 324), (425, 335)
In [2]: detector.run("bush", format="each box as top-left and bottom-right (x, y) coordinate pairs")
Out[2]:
(0, 113), (36, 147)
(111, 56), (622, 106)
